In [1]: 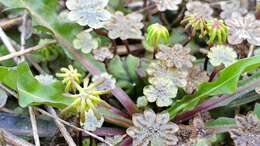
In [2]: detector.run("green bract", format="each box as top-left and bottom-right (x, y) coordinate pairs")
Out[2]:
(146, 23), (169, 48)
(181, 14), (207, 38)
(206, 19), (229, 45)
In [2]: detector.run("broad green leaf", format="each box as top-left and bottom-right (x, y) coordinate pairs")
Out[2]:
(254, 103), (260, 119)
(126, 55), (139, 81)
(85, 54), (106, 73)
(0, 89), (8, 108)
(167, 56), (260, 118)
(0, 66), (17, 90)
(206, 117), (236, 128)
(0, 0), (105, 73)
(108, 55), (142, 94)
(0, 45), (16, 67)
(17, 62), (74, 108)
(108, 55), (129, 81)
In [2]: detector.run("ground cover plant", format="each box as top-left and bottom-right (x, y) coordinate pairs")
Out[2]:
(0, 0), (260, 146)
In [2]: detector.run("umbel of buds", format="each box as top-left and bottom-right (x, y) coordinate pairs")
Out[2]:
(146, 23), (169, 48)
(56, 65), (114, 131)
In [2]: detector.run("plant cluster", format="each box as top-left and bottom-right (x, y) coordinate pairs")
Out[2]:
(0, 0), (260, 146)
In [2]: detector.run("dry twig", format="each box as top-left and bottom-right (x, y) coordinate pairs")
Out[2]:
(0, 40), (56, 62)
(0, 128), (35, 146)
(29, 107), (41, 146)
(46, 107), (77, 146)
(36, 108), (112, 146)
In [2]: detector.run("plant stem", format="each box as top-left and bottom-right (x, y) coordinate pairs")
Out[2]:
(159, 12), (170, 29)
(204, 57), (209, 71)
(122, 40), (130, 54)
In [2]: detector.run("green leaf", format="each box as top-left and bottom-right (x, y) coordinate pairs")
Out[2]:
(0, 89), (8, 108)
(107, 55), (142, 93)
(0, 66), (17, 90)
(108, 56), (129, 80)
(167, 56), (260, 118)
(0, 45), (16, 67)
(17, 62), (74, 108)
(206, 117), (236, 128)
(228, 92), (260, 107)
(85, 54), (106, 73)
(0, 0), (105, 73)
(126, 55), (139, 81)
(254, 103), (260, 119)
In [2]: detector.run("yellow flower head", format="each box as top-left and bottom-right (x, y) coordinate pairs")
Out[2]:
(56, 65), (81, 92)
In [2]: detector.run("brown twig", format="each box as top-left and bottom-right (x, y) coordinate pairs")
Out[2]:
(46, 107), (76, 146)
(29, 107), (41, 146)
(159, 12), (170, 29)
(0, 129), (35, 146)
(0, 40), (56, 62)
(0, 17), (23, 30)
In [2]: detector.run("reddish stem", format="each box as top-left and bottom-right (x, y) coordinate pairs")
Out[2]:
(119, 136), (132, 146)
(93, 127), (125, 136)
(112, 87), (138, 115)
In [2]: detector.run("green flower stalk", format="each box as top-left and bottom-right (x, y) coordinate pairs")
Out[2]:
(206, 19), (229, 45)
(146, 23), (169, 48)
(56, 65), (81, 92)
(181, 14), (207, 38)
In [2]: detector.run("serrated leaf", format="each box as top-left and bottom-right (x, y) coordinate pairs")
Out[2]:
(167, 56), (260, 118)
(17, 62), (74, 108)
(206, 117), (236, 128)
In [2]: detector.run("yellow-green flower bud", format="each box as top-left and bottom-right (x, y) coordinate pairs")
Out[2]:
(181, 14), (207, 38)
(206, 19), (229, 45)
(146, 23), (169, 48)
(56, 65), (81, 92)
